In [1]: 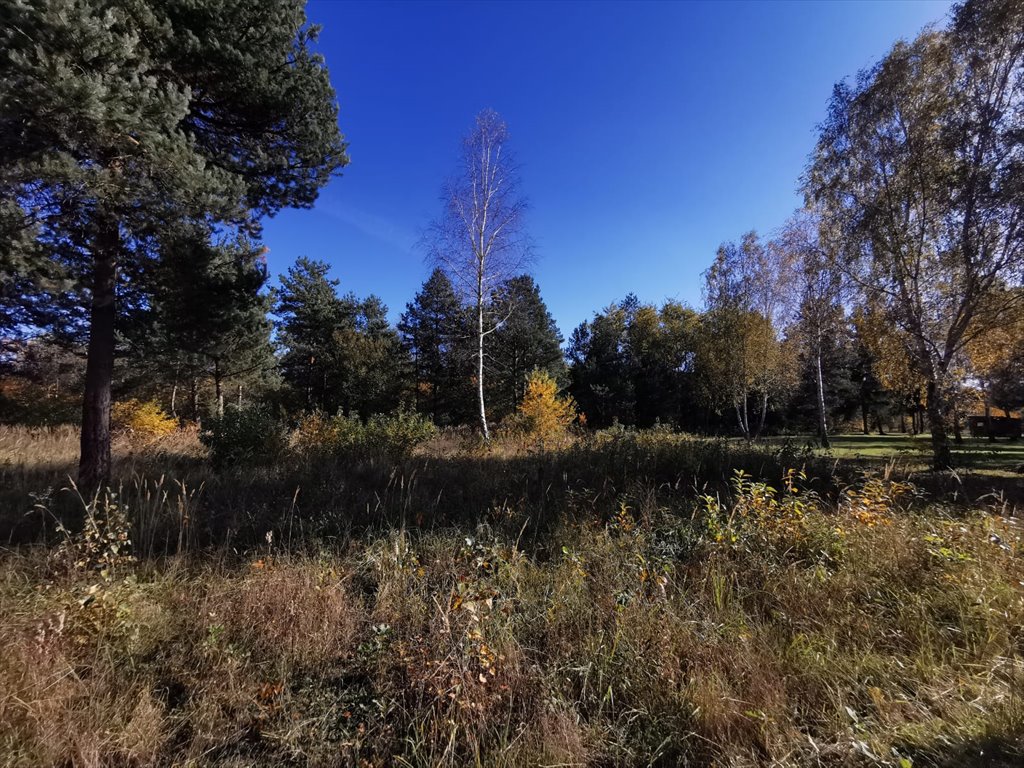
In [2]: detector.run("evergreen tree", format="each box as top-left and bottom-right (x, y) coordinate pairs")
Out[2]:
(276, 258), (348, 413)
(0, 0), (347, 489)
(568, 295), (698, 429)
(568, 302), (634, 428)
(488, 276), (564, 419)
(145, 234), (275, 420)
(398, 269), (470, 425)
(334, 295), (409, 417)
(277, 258), (408, 418)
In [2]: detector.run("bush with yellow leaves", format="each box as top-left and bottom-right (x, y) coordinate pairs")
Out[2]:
(516, 370), (578, 440)
(111, 399), (177, 438)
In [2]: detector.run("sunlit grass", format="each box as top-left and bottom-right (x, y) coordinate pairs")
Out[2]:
(766, 433), (1024, 477)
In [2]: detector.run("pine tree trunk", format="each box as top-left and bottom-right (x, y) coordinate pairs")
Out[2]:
(78, 218), (119, 494)
(815, 343), (829, 449)
(190, 377), (200, 423)
(926, 379), (953, 470)
(214, 359), (224, 418)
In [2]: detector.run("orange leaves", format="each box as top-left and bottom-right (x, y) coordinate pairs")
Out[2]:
(517, 370), (578, 440)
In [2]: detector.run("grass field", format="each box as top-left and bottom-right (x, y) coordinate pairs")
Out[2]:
(0, 425), (1022, 766)
(767, 433), (1024, 478)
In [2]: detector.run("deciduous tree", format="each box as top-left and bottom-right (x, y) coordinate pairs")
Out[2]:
(806, 0), (1024, 467)
(426, 109), (531, 439)
(699, 232), (797, 439)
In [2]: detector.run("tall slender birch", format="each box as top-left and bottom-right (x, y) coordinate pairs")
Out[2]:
(427, 109), (531, 439)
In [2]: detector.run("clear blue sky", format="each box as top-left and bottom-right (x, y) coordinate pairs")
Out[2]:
(261, 0), (951, 338)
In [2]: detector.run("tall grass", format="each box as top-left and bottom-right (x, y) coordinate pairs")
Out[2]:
(1, 490), (1021, 766)
(0, 425), (1021, 765)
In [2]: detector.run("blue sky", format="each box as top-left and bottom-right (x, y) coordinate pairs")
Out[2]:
(261, 0), (951, 338)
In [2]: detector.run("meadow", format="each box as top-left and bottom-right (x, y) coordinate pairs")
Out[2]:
(1, 424), (1021, 767)
(788, 434), (1024, 478)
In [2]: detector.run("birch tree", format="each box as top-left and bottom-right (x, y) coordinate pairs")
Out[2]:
(806, 0), (1024, 468)
(777, 210), (845, 448)
(700, 232), (797, 439)
(427, 109), (531, 439)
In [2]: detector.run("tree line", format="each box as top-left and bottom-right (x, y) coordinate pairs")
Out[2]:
(1, 0), (1023, 486)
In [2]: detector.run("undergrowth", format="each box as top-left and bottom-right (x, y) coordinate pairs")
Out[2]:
(0, 426), (1022, 766)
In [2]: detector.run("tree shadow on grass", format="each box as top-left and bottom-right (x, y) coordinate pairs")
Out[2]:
(900, 730), (1023, 767)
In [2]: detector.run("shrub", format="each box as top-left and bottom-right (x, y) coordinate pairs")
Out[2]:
(111, 399), (177, 438)
(516, 370), (578, 440)
(289, 410), (360, 455)
(201, 405), (285, 467)
(363, 408), (437, 458)
(52, 487), (136, 580)
(700, 468), (842, 565)
(289, 408), (436, 460)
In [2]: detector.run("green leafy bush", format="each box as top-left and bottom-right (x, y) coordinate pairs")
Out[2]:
(201, 405), (285, 467)
(363, 409), (437, 458)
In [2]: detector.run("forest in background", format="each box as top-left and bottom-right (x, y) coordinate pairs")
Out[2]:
(1, 0), (1023, 480)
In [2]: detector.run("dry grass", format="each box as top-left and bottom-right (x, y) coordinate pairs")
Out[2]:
(0, 425), (1022, 765)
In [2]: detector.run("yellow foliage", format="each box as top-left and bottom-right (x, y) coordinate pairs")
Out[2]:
(842, 475), (916, 527)
(289, 410), (347, 454)
(517, 371), (577, 440)
(111, 399), (177, 438)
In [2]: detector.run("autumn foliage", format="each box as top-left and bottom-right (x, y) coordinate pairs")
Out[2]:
(516, 370), (578, 439)
(111, 399), (178, 439)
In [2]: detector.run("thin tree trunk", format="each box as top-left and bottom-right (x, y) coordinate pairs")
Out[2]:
(743, 391), (751, 440)
(861, 401), (869, 435)
(214, 359), (224, 418)
(237, 383), (243, 408)
(477, 278), (489, 440)
(190, 377), (200, 423)
(984, 398), (994, 442)
(815, 343), (829, 449)
(171, 383), (178, 419)
(78, 218), (119, 494)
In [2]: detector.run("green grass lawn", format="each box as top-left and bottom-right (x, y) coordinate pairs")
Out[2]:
(773, 432), (1024, 476)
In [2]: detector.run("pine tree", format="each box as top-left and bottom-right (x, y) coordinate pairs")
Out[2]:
(398, 269), (471, 425)
(0, 0), (347, 489)
(488, 276), (564, 419)
(147, 234), (275, 420)
(276, 258), (348, 413)
(335, 295), (409, 417)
